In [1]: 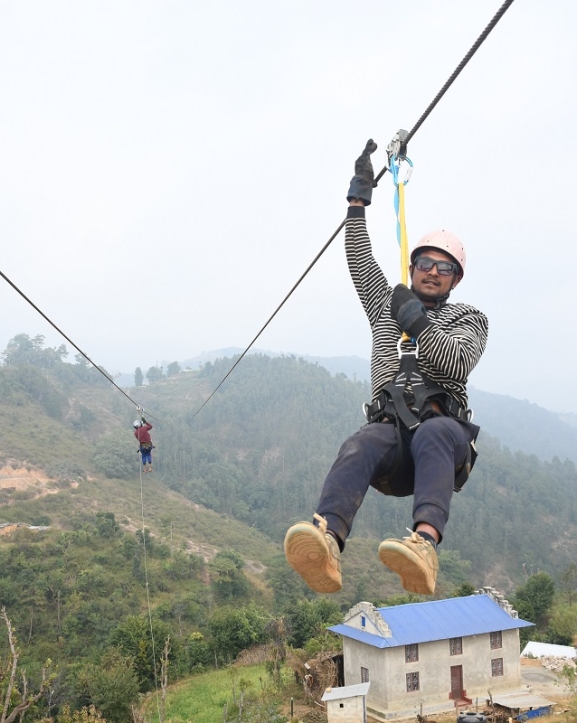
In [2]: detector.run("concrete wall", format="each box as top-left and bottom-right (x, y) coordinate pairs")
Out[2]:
(343, 629), (523, 719)
(456, 629), (522, 697)
(326, 695), (366, 723)
(343, 639), (388, 711)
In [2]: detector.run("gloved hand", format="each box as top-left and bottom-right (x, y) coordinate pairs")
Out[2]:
(346, 139), (378, 206)
(390, 284), (432, 338)
(141, 417), (147, 424)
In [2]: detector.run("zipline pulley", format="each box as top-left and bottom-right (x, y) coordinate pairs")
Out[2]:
(386, 128), (409, 163)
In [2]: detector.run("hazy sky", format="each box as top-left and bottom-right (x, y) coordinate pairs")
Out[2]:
(0, 1), (575, 412)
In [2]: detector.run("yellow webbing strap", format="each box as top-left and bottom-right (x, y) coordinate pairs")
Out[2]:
(398, 181), (409, 286)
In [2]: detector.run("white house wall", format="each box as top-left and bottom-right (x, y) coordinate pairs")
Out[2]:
(342, 629), (523, 719)
(326, 696), (366, 723)
(458, 629), (522, 696)
(343, 638), (388, 710)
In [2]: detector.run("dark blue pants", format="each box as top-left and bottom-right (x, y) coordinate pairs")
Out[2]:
(316, 416), (477, 550)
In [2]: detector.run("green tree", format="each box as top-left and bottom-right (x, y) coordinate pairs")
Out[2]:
(560, 563), (577, 604)
(208, 605), (270, 663)
(547, 603), (577, 645)
(146, 366), (163, 383)
(210, 550), (249, 601)
(453, 582), (476, 597)
(187, 631), (210, 669)
(110, 615), (171, 691)
(95, 512), (119, 538)
(134, 367), (144, 387)
(285, 598), (341, 649)
(166, 361), (181, 377)
(93, 435), (137, 479)
(2, 333), (68, 367)
(72, 648), (139, 723)
(514, 571), (556, 627)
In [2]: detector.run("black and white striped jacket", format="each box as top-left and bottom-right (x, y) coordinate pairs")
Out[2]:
(345, 209), (488, 411)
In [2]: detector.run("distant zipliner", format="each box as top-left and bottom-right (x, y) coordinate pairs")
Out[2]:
(133, 410), (154, 474)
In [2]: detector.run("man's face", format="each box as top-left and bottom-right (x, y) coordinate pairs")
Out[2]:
(410, 249), (462, 301)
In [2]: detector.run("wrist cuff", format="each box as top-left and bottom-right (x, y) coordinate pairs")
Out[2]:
(346, 205), (366, 219)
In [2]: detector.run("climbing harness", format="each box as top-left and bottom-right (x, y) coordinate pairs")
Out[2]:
(363, 340), (470, 430)
(362, 336), (477, 494)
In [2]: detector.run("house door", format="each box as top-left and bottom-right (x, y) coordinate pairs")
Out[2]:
(450, 665), (463, 700)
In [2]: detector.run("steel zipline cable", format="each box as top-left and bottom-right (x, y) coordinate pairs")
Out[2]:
(0, 271), (163, 709)
(0, 268), (148, 413)
(189, 0), (516, 421)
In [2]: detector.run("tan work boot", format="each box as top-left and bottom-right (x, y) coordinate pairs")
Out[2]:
(378, 531), (438, 595)
(284, 513), (342, 593)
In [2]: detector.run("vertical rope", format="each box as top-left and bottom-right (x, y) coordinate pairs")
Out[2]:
(138, 459), (162, 721)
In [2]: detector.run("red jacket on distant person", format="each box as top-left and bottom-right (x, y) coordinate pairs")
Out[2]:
(135, 422), (153, 446)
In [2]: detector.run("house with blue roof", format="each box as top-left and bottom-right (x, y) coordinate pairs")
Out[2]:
(328, 587), (533, 721)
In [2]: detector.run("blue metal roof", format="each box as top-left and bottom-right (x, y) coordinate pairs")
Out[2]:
(329, 595), (533, 649)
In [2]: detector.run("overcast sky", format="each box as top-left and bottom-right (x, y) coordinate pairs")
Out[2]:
(0, 1), (574, 412)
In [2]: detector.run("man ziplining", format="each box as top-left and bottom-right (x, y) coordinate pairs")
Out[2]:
(134, 414), (154, 474)
(284, 139), (489, 596)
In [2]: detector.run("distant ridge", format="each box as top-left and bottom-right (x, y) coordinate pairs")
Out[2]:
(177, 348), (372, 384)
(117, 349), (577, 464)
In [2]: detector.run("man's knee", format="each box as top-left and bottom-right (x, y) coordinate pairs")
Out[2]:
(411, 416), (470, 464)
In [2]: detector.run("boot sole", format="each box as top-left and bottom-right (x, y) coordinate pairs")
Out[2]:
(284, 523), (342, 594)
(378, 540), (436, 595)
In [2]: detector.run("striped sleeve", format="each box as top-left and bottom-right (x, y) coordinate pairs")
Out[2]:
(416, 306), (489, 383)
(344, 209), (392, 328)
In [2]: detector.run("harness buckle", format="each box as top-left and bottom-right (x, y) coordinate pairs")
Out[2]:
(397, 337), (419, 359)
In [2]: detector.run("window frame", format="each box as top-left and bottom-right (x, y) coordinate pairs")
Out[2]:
(449, 637), (463, 656)
(406, 671), (420, 692)
(405, 643), (419, 663)
(491, 657), (504, 677)
(490, 631), (503, 650)
(361, 666), (369, 683)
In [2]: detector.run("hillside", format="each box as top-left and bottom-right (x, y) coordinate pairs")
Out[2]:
(137, 347), (577, 464)
(2, 350), (576, 596)
(0, 344), (576, 717)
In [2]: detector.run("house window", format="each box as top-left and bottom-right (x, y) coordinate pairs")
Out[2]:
(490, 631), (503, 650)
(406, 672), (420, 692)
(491, 658), (504, 676)
(361, 615), (366, 628)
(450, 637), (463, 655)
(405, 644), (419, 663)
(361, 667), (369, 683)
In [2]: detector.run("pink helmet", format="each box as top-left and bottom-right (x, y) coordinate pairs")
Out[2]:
(411, 229), (466, 276)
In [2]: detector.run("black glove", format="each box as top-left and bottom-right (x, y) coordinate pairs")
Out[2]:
(141, 417), (147, 424)
(346, 139), (378, 206)
(390, 284), (432, 338)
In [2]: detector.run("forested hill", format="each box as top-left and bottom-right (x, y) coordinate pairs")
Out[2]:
(0, 342), (575, 595)
(135, 354), (576, 589)
(153, 347), (577, 464)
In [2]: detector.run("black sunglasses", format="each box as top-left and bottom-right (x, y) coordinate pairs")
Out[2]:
(414, 255), (458, 276)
